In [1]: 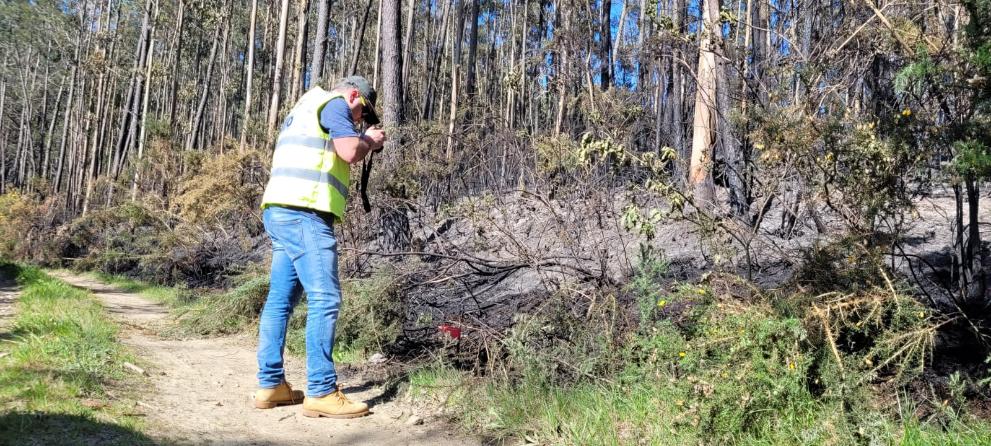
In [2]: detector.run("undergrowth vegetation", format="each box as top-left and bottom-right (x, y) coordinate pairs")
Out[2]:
(401, 255), (991, 445)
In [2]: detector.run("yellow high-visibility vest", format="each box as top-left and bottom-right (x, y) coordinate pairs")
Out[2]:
(261, 88), (351, 221)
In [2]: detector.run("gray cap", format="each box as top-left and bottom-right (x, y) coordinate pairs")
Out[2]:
(336, 76), (379, 125)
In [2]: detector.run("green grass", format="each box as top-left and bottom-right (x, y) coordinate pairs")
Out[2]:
(0, 263), (156, 445)
(408, 361), (991, 446)
(406, 362), (469, 403)
(900, 418), (991, 446)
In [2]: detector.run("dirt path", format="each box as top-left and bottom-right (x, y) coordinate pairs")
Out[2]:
(0, 270), (16, 331)
(50, 272), (477, 446)
(0, 267), (18, 352)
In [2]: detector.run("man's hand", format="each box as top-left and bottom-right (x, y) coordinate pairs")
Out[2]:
(334, 127), (386, 164)
(363, 127), (387, 150)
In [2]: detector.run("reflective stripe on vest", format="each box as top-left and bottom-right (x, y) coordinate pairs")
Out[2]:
(261, 88), (352, 220)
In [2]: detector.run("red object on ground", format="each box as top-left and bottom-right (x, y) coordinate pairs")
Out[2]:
(438, 324), (462, 340)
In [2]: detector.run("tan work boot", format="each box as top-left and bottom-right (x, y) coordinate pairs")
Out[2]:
(253, 381), (304, 409)
(301, 389), (370, 419)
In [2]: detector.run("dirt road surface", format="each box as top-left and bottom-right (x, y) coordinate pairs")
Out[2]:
(51, 272), (477, 446)
(0, 269), (16, 331)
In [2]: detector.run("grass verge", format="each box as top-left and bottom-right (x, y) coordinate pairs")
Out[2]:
(0, 263), (155, 445)
(84, 270), (191, 308)
(408, 357), (991, 445)
(80, 270), (391, 364)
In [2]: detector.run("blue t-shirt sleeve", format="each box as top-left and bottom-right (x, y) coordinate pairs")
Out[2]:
(319, 98), (360, 138)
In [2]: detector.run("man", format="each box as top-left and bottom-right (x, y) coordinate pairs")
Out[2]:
(252, 76), (386, 419)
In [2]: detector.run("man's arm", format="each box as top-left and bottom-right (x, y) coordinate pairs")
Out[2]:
(332, 133), (382, 164)
(320, 98), (385, 164)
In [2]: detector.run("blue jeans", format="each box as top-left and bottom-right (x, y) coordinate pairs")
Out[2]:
(257, 205), (341, 397)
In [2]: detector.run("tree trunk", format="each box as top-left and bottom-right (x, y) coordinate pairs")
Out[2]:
(553, 7), (568, 136)
(599, 0), (612, 89)
(401, 0), (417, 105)
(55, 64), (79, 193)
(636, 0), (648, 89)
(186, 10), (225, 151)
(688, 0), (718, 204)
(382, 0), (403, 143)
(267, 0), (292, 138)
(240, 0), (259, 152)
(612, 0), (627, 74)
(465, 0), (479, 101)
(114, 0), (153, 180)
(311, 0), (330, 81)
(83, 68), (107, 215)
(954, 179), (988, 307)
(168, 0), (185, 126)
(964, 180), (987, 305)
(670, 0), (687, 183)
(421, 0), (452, 120)
(373, 0), (384, 87)
(349, 0), (375, 75)
(446, 0), (464, 164)
(376, 0), (412, 251)
(133, 2), (159, 200)
(41, 80), (66, 181)
(715, 15), (747, 217)
(752, 0), (769, 106)
(289, 0), (309, 102)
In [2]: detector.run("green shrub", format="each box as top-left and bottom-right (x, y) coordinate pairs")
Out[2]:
(174, 273), (269, 336)
(59, 202), (169, 276)
(335, 268), (404, 356)
(627, 247), (669, 324)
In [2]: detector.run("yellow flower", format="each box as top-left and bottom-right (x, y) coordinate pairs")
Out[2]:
(679, 351), (687, 358)
(657, 299), (667, 308)
(696, 288), (706, 295)
(901, 108), (912, 117)
(789, 362), (796, 370)
(918, 311), (925, 318)
(721, 372), (729, 379)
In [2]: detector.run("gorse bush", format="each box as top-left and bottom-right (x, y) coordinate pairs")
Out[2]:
(173, 149), (267, 228)
(0, 192), (57, 262)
